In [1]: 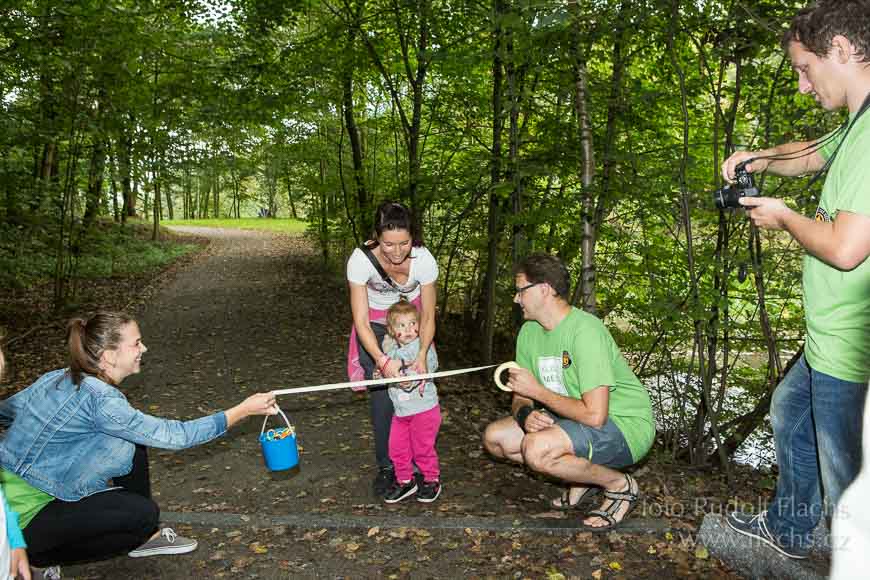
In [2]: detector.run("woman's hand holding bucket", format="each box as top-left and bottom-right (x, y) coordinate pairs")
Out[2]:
(225, 391), (279, 428)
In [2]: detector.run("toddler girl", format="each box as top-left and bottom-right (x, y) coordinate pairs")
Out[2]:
(378, 300), (441, 503)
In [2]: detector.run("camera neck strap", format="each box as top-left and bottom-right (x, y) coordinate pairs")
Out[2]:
(805, 91), (870, 189)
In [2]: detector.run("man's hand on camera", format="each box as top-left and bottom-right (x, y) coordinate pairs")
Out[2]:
(739, 196), (791, 230)
(722, 152), (769, 183)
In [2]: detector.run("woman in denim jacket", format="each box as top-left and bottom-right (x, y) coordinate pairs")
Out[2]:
(0, 312), (278, 571)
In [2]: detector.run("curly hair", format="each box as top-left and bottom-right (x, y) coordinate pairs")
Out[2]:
(782, 0), (870, 62)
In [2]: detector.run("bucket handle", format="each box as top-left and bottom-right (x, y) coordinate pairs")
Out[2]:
(260, 407), (293, 437)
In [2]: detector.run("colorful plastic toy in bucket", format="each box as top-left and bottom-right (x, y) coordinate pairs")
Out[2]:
(259, 408), (299, 471)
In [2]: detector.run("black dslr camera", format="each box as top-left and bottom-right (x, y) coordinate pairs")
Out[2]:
(713, 163), (759, 209)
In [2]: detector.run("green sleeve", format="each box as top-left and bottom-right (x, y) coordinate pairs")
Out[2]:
(516, 323), (533, 370)
(568, 321), (615, 396)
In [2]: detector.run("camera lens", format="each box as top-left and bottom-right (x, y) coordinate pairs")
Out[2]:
(713, 185), (738, 210)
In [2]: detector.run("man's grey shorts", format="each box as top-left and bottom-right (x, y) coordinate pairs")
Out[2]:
(546, 411), (634, 469)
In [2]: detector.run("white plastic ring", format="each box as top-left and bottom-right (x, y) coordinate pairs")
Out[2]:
(493, 361), (521, 392)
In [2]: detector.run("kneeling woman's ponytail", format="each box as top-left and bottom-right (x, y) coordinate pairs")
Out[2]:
(67, 311), (134, 385)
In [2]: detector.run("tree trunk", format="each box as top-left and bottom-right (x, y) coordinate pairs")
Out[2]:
(213, 174), (220, 218)
(82, 138), (107, 231)
(359, 0), (431, 214)
(109, 153), (119, 223)
(479, 0), (506, 363)
(342, 71), (369, 233)
(568, 2), (597, 313)
(120, 123), (136, 220)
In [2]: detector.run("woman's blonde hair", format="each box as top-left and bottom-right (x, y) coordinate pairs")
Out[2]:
(386, 298), (419, 338)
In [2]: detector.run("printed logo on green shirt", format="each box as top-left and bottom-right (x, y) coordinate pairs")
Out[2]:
(815, 206), (831, 222)
(562, 350), (572, 369)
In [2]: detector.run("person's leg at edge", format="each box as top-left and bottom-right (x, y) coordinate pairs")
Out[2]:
(814, 367), (867, 528)
(409, 405), (442, 482)
(764, 355), (822, 551)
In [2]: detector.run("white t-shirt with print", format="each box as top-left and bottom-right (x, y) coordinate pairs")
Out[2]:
(346, 246), (438, 310)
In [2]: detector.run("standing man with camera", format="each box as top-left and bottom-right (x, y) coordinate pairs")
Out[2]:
(721, 0), (870, 560)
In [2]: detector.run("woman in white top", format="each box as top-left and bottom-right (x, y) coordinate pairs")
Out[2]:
(346, 201), (438, 496)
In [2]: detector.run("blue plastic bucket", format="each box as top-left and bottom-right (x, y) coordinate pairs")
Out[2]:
(259, 409), (299, 471)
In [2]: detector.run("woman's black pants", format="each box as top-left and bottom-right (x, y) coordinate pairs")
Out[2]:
(24, 444), (159, 566)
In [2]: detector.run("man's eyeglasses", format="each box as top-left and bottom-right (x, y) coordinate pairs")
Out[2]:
(515, 282), (541, 295)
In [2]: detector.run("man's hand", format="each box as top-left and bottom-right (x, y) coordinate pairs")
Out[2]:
(506, 367), (545, 400)
(722, 151), (769, 182)
(523, 410), (555, 433)
(739, 196), (793, 230)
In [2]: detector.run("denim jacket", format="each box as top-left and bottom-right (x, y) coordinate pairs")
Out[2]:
(0, 369), (228, 501)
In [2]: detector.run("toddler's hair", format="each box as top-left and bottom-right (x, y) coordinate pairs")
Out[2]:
(386, 299), (419, 337)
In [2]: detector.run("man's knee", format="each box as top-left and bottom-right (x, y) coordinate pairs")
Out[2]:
(521, 432), (562, 472)
(483, 421), (506, 457)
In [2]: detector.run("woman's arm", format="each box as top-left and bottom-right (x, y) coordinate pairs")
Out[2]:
(414, 283), (437, 373)
(350, 283), (385, 363)
(95, 390), (276, 449)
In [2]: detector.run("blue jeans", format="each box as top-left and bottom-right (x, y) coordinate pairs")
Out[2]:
(765, 355), (867, 550)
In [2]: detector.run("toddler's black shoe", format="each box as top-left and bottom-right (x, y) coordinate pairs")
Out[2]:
(384, 479), (418, 503)
(416, 480), (441, 503)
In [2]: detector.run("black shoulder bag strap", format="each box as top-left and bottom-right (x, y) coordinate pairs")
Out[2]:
(361, 243), (401, 290)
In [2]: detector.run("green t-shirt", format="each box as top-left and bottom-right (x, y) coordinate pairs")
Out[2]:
(0, 469), (54, 528)
(804, 111), (870, 383)
(516, 307), (654, 462)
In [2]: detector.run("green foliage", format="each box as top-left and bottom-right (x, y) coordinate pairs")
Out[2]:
(0, 0), (834, 462)
(0, 220), (196, 289)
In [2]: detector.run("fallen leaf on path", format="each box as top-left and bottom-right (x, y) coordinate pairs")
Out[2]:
(249, 542), (268, 554)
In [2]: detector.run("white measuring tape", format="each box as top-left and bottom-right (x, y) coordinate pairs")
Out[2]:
(273, 361), (522, 396)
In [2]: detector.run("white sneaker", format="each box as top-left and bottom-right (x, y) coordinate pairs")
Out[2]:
(128, 527), (198, 558)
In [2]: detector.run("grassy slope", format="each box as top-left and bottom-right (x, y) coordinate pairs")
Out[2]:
(163, 218), (308, 234)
